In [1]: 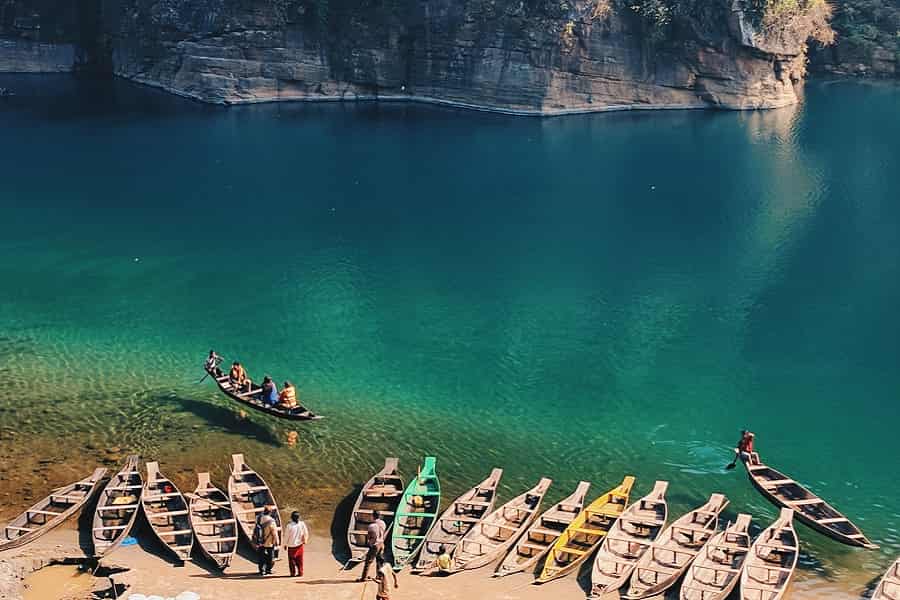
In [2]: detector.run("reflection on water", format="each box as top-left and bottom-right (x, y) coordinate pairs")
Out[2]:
(1, 76), (899, 598)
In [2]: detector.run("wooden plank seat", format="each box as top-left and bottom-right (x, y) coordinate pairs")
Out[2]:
(817, 517), (849, 525)
(555, 546), (587, 556)
(787, 498), (823, 506)
(27, 509), (64, 517)
(761, 479), (795, 487)
(570, 526), (606, 536)
(518, 541), (549, 553)
(484, 522), (521, 532)
(234, 507), (266, 514)
(156, 529), (193, 537)
(231, 470), (257, 476)
(93, 525), (129, 531)
(148, 510), (190, 518)
(457, 500), (491, 507)
(199, 536), (238, 543)
(194, 518), (236, 526)
(354, 509), (395, 516)
(5, 525), (36, 533)
(235, 485), (269, 494)
(441, 515), (482, 524)
(104, 485), (142, 491)
(97, 504), (139, 511)
(529, 526), (564, 537)
(144, 493), (182, 501)
(50, 494), (85, 503)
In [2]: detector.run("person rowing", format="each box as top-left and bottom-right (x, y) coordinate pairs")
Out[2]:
(205, 350), (223, 376)
(727, 429), (755, 469)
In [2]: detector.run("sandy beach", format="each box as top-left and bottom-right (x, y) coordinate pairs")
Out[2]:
(0, 521), (879, 600)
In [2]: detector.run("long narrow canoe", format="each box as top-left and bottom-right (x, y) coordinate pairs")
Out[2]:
(206, 362), (322, 421)
(680, 514), (753, 600)
(495, 480), (589, 577)
(625, 493), (729, 599)
(591, 480), (669, 596)
(452, 477), (553, 572)
(872, 556), (900, 600)
(92, 455), (142, 557)
(743, 452), (877, 549)
(347, 458), (405, 563)
(189, 472), (238, 570)
(740, 508), (799, 600)
(229, 453), (282, 558)
(414, 468), (503, 573)
(142, 461), (193, 562)
(537, 476), (635, 584)
(1, 467), (107, 552)
(391, 456), (440, 570)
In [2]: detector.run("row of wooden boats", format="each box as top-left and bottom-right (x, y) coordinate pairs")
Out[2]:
(2, 451), (895, 599)
(1, 454), (281, 570)
(345, 455), (891, 600)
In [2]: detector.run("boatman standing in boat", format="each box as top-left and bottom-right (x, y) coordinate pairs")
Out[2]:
(358, 510), (387, 581)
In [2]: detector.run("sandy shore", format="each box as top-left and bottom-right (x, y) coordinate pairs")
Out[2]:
(0, 522), (877, 600)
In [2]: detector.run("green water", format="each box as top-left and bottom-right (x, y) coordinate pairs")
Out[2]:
(1, 76), (898, 591)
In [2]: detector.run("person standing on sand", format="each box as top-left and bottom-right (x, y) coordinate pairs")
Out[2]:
(284, 511), (309, 577)
(255, 506), (279, 576)
(358, 510), (387, 581)
(374, 557), (399, 600)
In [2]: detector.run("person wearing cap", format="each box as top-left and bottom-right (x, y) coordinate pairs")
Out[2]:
(284, 510), (309, 577)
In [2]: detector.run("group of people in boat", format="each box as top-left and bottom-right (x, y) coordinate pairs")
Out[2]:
(206, 350), (301, 410)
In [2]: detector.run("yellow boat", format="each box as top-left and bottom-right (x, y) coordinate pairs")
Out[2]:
(536, 475), (634, 584)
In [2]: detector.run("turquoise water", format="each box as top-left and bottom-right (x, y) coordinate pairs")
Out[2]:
(1, 76), (898, 591)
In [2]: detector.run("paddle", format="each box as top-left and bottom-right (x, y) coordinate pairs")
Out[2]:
(197, 372), (210, 384)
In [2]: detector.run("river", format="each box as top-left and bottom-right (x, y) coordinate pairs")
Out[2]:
(0, 75), (898, 598)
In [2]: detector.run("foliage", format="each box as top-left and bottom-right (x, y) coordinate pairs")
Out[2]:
(829, 0), (900, 65)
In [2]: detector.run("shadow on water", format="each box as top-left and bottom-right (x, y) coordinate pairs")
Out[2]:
(330, 485), (362, 564)
(163, 395), (280, 447)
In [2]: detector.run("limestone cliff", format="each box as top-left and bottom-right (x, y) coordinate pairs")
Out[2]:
(2, 0), (835, 113)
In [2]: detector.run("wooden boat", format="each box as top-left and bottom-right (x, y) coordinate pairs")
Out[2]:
(205, 361), (322, 421)
(92, 455), (143, 557)
(537, 476), (635, 584)
(414, 468), (504, 573)
(390, 456), (441, 570)
(1, 468), (107, 552)
(495, 480), (589, 577)
(189, 472), (239, 570)
(743, 452), (877, 549)
(624, 493), (729, 599)
(680, 514), (753, 600)
(452, 477), (553, 571)
(872, 556), (900, 600)
(347, 458), (405, 563)
(142, 461), (193, 562)
(591, 480), (669, 597)
(229, 453), (282, 558)
(739, 508), (799, 600)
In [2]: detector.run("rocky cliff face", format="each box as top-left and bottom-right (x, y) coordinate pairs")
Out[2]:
(3, 0), (834, 113)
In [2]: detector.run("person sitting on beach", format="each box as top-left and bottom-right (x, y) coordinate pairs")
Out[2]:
(229, 361), (251, 392)
(436, 544), (452, 575)
(735, 430), (755, 464)
(374, 556), (399, 600)
(278, 380), (298, 409)
(261, 376), (278, 406)
(205, 350), (222, 376)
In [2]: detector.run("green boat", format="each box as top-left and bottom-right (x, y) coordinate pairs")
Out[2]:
(390, 456), (441, 570)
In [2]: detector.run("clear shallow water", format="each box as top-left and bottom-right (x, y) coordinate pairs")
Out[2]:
(1, 75), (899, 593)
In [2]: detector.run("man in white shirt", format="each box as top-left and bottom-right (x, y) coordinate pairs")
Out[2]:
(358, 510), (386, 581)
(284, 510), (309, 577)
